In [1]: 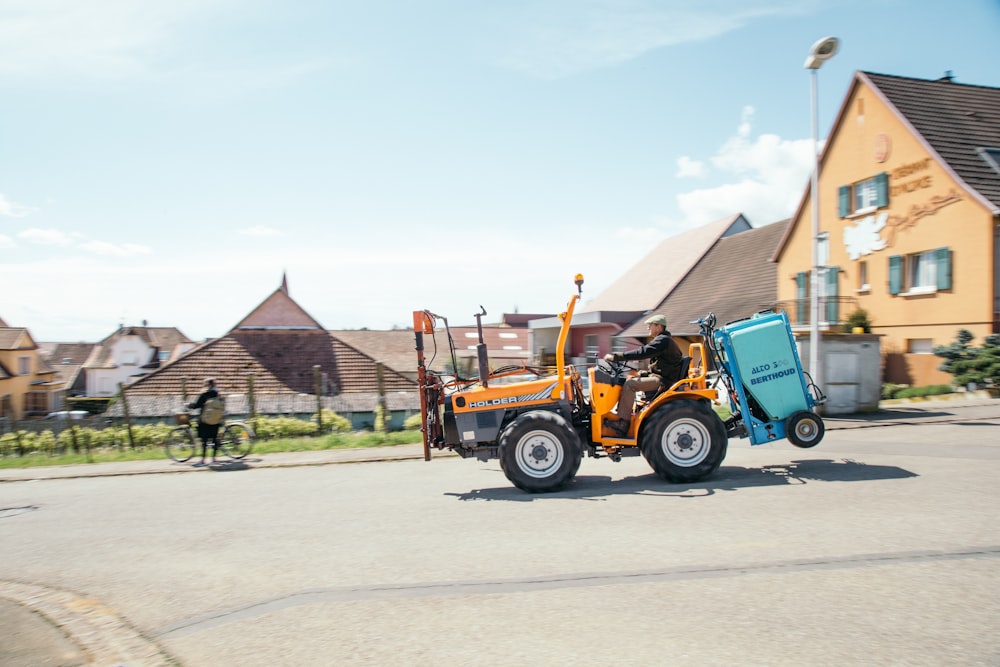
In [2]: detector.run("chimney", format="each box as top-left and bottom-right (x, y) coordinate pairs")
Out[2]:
(938, 70), (954, 82)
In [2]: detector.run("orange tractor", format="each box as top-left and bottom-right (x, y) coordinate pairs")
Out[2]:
(413, 274), (823, 492)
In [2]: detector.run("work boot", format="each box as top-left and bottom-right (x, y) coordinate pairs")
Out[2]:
(602, 419), (629, 438)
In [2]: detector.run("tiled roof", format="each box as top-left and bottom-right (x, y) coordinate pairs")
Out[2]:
(0, 328), (32, 350)
(234, 286), (325, 330)
(581, 214), (752, 313)
(331, 330), (420, 377)
(621, 220), (789, 338)
(39, 342), (97, 365)
(861, 72), (1000, 211)
(333, 324), (535, 378)
(86, 327), (193, 369)
(124, 330), (414, 398)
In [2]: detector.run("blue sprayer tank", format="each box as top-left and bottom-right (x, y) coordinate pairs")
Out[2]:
(712, 310), (822, 446)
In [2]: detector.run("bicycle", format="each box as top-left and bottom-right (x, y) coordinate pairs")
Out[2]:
(165, 412), (255, 463)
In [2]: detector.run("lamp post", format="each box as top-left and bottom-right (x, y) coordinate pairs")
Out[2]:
(804, 36), (839, 395)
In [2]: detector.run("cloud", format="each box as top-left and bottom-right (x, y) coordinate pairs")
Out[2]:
(0, 234), (14, 248)
(0, 0), (237, 79)
(675, 109), (814, 226)
(80, 240), (153, 257)
(239, 225), (282, 237)
(18, 228), (76, 245)
(0, 193), (33, 217)
(675, 156), (705, 178)
(496, 0), (816, 78)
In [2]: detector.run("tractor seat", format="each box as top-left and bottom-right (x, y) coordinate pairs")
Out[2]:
(641, 356), (692, 402)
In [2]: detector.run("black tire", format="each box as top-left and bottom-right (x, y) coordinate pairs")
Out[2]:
(220, 423), (254, 459)
(640, 400), (727, 483)
(786, 410), (825, 448)
(165, 427), (196, 463)
(498, 410), (582, 493)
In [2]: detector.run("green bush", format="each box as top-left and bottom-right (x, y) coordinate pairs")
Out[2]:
(403, 413), (422, 430)
(882, 383), (907, 399)
(311, 409), (352, 434)
(893, 384), (954, 399)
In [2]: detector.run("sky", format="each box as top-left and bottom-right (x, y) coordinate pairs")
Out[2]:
(2, 0), (999, 343)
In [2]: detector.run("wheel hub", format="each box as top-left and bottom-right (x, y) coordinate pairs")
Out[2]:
(675, 433), (694, 450)
(530, 443), (551, 462)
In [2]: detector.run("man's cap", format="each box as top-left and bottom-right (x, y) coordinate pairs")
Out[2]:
(644, 315), (667, 327)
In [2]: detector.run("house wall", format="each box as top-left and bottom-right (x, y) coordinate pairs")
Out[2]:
(87, 333), (155, 396)
(0, 342), (55, 420)
(778, 77), (996, 387)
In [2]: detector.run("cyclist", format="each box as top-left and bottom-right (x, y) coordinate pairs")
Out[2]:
(187, 378), (223, 466)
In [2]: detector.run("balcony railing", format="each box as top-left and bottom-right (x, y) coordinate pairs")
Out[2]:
(773, 296), (860, 330)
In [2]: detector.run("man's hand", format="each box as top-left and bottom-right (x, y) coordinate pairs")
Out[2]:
(604, 353), (623, 362)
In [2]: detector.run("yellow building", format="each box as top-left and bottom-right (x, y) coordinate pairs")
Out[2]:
(775, 71), (1000, 388)
(0, 325), (60, 422)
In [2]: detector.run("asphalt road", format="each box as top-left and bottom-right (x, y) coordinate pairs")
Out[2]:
(1, 404), (998, 666)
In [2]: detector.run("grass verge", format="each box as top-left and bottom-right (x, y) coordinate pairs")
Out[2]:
(0, 431), (423, 470)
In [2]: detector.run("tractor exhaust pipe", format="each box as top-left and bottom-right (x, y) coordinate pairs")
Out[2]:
(474, 306), (489, 388)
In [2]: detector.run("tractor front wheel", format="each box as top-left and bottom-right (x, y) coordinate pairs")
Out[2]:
(640, 400), (727, 483)
(498, 411), (582, 493)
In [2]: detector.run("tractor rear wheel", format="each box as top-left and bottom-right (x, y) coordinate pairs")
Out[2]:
(786, 410), (825, 448)
(498, 410), (582, 493)
(640, 400), (727, 483)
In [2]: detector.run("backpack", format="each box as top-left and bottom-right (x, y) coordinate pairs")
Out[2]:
(201, 396), (224, 425)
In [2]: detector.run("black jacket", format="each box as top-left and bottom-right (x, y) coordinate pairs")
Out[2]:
(188, 388), (219, 417)
(621, 332), (684, 385)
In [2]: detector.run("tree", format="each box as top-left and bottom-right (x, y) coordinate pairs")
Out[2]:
(933, 330), (1000, 387)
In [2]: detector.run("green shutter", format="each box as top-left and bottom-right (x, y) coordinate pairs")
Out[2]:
(936, 247), (952, 290)
(838, 185), (851, 218)
(825, 267), (840, 323)
(876, 172), (889, 207)
(795, 272), (808, 324)
(888, 255), (903, 295)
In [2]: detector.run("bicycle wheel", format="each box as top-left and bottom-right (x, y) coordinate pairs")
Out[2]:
(220, 422), (254, 459)
(165, 427), (196, 462)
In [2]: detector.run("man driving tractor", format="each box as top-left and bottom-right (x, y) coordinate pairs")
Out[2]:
(602, 314), (685, 437)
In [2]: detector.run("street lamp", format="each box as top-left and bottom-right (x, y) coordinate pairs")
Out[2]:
(804, 36), (839, 398)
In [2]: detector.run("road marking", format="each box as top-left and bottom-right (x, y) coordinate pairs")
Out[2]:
(155, 545), (1000, 638)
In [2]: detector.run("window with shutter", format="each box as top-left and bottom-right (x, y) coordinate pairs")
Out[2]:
(889, 256), (903, 295)
(935, 247), (952, 290)
(825, 267), (840, 323)
(875, 172), (889, 207)
(795, 272), (808, 325)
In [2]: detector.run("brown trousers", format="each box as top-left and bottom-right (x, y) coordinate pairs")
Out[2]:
(615, 374), (663, 421)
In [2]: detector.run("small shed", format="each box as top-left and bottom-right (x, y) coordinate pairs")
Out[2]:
(796, 333), (882, 415)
